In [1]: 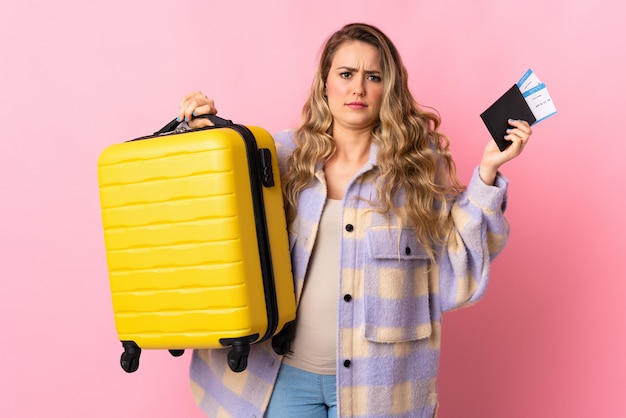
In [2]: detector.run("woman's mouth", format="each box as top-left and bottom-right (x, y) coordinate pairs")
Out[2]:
(346, 102), (367, 109)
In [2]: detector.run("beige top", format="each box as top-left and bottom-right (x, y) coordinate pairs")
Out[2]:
(282, 199), (342, 375)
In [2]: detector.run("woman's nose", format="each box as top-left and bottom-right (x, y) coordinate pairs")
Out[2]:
(353, 79), (365, 96)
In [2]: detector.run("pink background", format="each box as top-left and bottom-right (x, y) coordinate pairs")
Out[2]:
(2, 1), (624, 417)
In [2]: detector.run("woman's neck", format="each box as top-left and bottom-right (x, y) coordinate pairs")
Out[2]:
(323, 131), (371, 200)
(330, 127), (372, 163)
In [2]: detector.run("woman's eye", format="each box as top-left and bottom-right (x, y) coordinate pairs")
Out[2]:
(340, 72), (351, 79)
(368, 75), (382, 82)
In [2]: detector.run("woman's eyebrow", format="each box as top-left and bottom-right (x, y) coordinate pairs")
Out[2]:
(335, 66), (381, 74)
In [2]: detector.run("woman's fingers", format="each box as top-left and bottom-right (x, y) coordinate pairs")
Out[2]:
(503, 119), (532, 155)
(480, 119), (534, 178)
(177, 91), (217, 125)
(505, 119), (532, 142)
(187, 112), (216, 129)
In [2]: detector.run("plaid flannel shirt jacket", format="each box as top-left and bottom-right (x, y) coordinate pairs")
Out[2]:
(190, 129), (510, 418)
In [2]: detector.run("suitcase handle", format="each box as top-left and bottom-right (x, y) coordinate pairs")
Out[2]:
(193, 114), (233, 127)
(153, 114), (233, 135)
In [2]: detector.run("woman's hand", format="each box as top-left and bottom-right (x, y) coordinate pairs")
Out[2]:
(479, 119), (532, 185)
(177, 91), (218, 129)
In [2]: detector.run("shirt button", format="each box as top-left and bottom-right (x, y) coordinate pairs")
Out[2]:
(405, 246), (411, 255)
(343, 294), (352, 302)
(343, 359), (351, 368)
(345, 224), (354, 232)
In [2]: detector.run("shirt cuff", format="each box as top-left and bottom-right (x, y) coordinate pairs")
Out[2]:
(467, 166), (509, 211)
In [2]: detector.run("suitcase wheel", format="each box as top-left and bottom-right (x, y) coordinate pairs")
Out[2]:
(272, 337), (291, 356)
(227, 344), (250, 373)
(220, 335), (257, 373)
(169, 349), (185, 357)
(272, 321), (296, 355)
(120, 341), (141, 373)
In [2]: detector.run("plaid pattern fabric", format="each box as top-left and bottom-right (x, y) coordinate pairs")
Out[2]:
(190, 130), (510, 417)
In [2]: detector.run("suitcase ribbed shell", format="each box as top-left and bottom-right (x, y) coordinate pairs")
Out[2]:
(98, 126), (295, 351)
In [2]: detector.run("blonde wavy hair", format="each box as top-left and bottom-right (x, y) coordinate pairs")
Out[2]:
(282, 23), (466, 258)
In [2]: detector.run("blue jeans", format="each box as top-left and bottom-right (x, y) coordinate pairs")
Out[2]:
(265, 363), (337, 418)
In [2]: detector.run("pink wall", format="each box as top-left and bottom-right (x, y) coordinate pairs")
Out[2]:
(2, 1), (624, 417)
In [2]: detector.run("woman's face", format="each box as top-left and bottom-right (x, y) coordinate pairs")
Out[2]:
(325, 40), (384, 134)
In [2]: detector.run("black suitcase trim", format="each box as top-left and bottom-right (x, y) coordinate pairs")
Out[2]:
(227, 123), (280, 344)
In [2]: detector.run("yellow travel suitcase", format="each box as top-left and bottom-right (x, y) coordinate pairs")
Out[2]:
(97, 115), (296, 373)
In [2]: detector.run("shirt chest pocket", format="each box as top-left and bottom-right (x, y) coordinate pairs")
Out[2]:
(363, 227), (433, 343)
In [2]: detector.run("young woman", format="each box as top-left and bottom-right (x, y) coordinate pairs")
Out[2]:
(178, 23), (531, 418)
